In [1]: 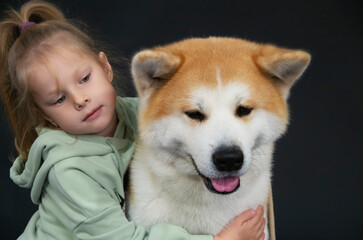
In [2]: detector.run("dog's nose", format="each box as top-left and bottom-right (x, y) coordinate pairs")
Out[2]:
(212, 146), (244, 172)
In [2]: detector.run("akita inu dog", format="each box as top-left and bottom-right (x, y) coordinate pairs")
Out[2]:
(127, 37), (310, 239)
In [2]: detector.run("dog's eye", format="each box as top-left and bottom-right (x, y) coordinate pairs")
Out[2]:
(185, 110), (205, 121)
(236, 106), (253, 117)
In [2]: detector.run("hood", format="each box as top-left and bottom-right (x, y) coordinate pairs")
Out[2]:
(10, 97), (138, 204)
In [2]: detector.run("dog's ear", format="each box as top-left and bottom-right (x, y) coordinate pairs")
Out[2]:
(255, 45), (311, 99)
(131, 50), (182, 97)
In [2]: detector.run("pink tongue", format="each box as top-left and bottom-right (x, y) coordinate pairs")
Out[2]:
(211, 177), (239, 192)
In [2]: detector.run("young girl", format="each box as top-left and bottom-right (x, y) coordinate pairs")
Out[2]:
(0, 1), (266, 239)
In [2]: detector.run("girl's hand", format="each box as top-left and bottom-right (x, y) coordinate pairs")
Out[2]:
(214, 205), (266, 240)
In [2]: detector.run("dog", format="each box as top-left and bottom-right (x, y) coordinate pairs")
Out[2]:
(126, 37), (310, 239)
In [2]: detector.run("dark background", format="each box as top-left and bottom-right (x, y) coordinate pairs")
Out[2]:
(0, 1), (362, 239)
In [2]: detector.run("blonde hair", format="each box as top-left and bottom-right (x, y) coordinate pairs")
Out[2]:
(0, 1), (107, 159)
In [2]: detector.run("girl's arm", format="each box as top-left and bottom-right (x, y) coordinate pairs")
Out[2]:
(46, 161), (212, 240)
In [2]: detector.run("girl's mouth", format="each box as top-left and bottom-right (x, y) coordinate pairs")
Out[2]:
(83, 106), (102, 121)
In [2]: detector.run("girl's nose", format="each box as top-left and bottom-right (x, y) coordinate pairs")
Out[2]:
(74, 95), (90, 110)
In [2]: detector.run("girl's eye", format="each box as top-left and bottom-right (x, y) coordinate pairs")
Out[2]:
(55, 95), (66, 104)
(82, 74), (90, 82)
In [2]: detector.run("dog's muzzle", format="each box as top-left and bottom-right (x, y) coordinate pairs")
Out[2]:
(203, 146), (243, 194)
(191, 146), (243, 195)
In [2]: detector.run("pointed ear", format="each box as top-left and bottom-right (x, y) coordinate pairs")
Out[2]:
(255, 45), (311, 99)
(131, 50), (182, 97)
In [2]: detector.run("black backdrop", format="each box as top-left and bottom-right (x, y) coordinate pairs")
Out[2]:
(0, 1), (362, 239)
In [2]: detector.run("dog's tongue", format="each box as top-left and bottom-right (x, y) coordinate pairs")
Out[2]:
(211, 177), (240, 192)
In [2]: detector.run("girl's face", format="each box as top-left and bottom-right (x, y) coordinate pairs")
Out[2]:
(29, 48), (117, 137)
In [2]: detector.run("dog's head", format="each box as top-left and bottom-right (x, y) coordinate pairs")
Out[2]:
(131, 37), (310, 194)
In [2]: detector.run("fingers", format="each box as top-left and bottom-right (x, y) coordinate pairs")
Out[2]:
(256, 205), (264, 219)
(236, 208), (257, 224)
(249, 205), (264, 225)
(256, 210), (266, 231)
(250, 205), (266, 240)
(258, 232), (266, 240)
(256, 217), (266, 239)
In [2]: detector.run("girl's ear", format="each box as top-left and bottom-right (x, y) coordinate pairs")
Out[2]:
(36, 108), (59, 128)
(98, 51), (113, 82)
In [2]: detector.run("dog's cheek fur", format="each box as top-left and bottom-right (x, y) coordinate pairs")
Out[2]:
(250, 109), (288, 146)
(141, 115), (186, 154)
(140, 115), (201, 175)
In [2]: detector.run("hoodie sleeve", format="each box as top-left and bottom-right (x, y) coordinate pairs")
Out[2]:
(46, 159), (213, 240)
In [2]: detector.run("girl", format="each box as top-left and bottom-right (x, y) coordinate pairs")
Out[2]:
(0, 1), (266, 239)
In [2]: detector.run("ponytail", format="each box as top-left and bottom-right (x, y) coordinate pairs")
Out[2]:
(0, 1), (96, 159)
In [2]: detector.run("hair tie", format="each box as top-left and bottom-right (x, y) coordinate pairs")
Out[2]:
(19, 21), (36, 33)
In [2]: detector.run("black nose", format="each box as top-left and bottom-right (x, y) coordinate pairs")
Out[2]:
(212, 146), (244, 172)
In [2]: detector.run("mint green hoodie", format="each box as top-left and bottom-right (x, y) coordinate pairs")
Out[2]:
(10, 97), (212, 240)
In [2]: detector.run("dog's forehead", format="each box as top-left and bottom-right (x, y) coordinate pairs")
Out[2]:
(187, 70), (251, 109)
(169, 56), (279, 109)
